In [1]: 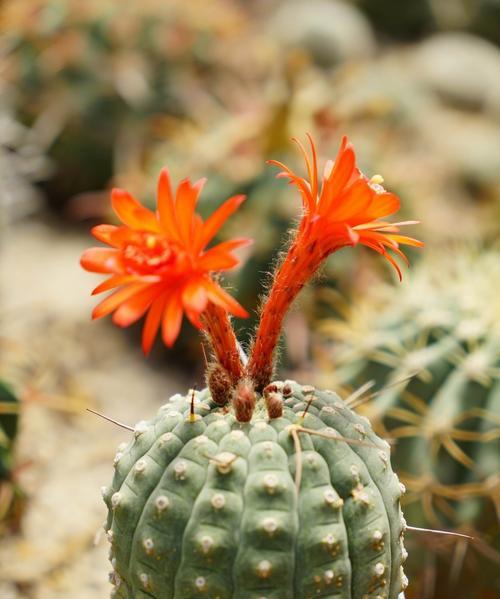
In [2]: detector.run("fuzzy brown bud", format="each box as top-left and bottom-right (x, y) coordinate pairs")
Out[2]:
(232, 378), (256, 422)
(263, 383), (283, 419)
(206, 363), (232, 406)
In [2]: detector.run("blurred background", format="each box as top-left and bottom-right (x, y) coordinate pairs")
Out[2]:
(0, 1), (499, 597)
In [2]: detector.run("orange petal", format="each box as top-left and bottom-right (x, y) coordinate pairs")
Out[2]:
(330, 179), (373, 222)
(112, 285), (160, 327)
(192, 213), (204, 246)
(365, 191), (401, 221)
(182, 280), (208, 314)
(196, 195), (246, 252)
(92, 283), (150, 320)
(269, 161), (314, 214)
(162, 293), (183, 347)
(111, 188), (160, 232)
(156, 168), (181, 242)
(198, 238), (251, 271)
(141, 293), (167, 355)
(92, 274), (136, 295)
(185, 308), (203, 329)
(80, 248), (123, 274)
(360, 238), (403, 281)
(91, 224), (120, 246)
(320, 138), (356, 214)
(91, 224), (136, 248)
(203, 280), (248, 319)
(385, 233), (424, 248)
(175, 178), (206, 245)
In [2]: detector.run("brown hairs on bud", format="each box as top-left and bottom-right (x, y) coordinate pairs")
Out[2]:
(206, 362), (232, 406)
(232, 377), (256, 422)
(263, 383), (283, 419)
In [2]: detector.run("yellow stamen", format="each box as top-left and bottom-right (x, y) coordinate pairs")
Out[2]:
(146, 235), (157, 249)
(370, 174), (384, 185)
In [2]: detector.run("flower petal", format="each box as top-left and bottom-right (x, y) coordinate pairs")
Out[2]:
(112, 285), (160, 327)
(268, 160), (314, 214)
(360, 237), (403, 281)
(91, 283), (150, 320)
(156, 168), (181, 242)
(91, 224), (119, 246)
(198, 238), (251, 271)
(162, 293), (183, 347)
(364, 191), (401, 221)
(92, 274), (137, 295)
(111, 189), (160, 232)
(140, 294), (166, 354)
(330, 179), (373, 223)
(80, 248), (123, 274)
(196, 195), (246, 252)
(203, 280), (248, 319)
(175, 178), (205, 245)
(385, 233), (425, 248)
(320, 137), (356, 214)
(182, 280), (208, 314)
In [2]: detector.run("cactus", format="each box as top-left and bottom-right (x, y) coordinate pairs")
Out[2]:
(81, 135), (422, 597)
(316, 250), (500, 598)
(316, 249), (500, 534)
(102, 382), (408, 599)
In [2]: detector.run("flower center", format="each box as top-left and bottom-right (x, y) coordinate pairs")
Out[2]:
(123, 233), (185, 275)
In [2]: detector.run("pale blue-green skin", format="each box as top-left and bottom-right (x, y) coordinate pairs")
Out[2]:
(102, 382), (408, 599)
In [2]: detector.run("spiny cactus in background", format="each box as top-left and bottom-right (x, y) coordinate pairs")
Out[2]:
(316, 248), (500, 536)
(81, 135), (422, 597)
(0, 380), (23, 534)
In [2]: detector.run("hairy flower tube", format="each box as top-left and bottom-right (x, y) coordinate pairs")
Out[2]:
(247, 135), (424, 391)
(80, 169), (250, 377)
(81, 134), (422, 416)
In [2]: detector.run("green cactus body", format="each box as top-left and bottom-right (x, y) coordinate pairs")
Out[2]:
(102, 382), (408, 599)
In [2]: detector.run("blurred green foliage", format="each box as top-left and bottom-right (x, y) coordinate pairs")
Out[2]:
(0, 380), (23, 535)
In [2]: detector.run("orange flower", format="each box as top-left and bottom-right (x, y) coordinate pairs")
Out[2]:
(81, 169), (250, 354)
(269, 134), (424, 279)
(248, 135), (423, 390)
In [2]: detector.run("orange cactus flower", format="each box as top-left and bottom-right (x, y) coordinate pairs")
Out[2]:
(248, 135), (423, 390)
(81, 169), (250, 355)
(269, 134), (423, 280)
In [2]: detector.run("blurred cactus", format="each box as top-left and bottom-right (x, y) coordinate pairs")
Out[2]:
(356, 0), (500, 43)
(0, 92), (52, 227)
(0, 381), (23, 535)
(315, 248), (500, 595)
(317, 248), (500, 530)
(1, 0), (262, 210)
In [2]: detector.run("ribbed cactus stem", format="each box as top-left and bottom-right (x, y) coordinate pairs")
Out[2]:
(103, 382), (409, 599)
